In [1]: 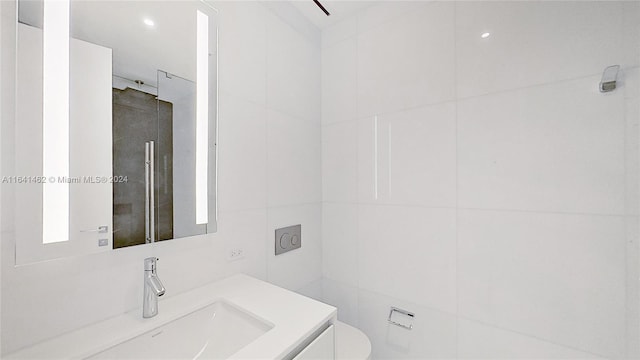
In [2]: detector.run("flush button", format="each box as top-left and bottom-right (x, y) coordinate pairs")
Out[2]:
(279, 233), (291, 249)
(274, 224), (302, 255)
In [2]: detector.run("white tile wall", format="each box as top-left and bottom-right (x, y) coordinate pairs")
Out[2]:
(0, 1), (323, 354)
(358, 102), (457, 207)
(356, 287), (457, 360)
(322, 203), (358, 287)
(458, 209), (626, 357)
(217, 93), (267, 213)
(320, 1), (640, 359)
(267, 12), (320, 124)
(321, 36), (357, 125)
(358, 205), (456, 314)
(267, 203), (322, 291)
(456, 1), (634, 99)
(321, 16), (357, 50)
(356, 2), (455, 117)
(458, 75), (626, 215)
(217, 2), (267, 106)
(322, 121), (357, 203)
(457, 318), (603, 359)
(622, 2), (640, 70)
(322, 278), (359, 327)
(267, 109), (321, 207)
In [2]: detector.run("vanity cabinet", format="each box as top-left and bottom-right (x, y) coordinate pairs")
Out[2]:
(292, 325), (335, 360)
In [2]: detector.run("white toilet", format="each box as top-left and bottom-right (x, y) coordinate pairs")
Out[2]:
(334, 321), (371, 360)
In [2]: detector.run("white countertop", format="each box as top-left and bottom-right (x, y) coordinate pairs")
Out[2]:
(5, 274), (337, 359)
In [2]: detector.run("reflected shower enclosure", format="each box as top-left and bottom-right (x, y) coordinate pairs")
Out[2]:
(113, 72), (206, 248)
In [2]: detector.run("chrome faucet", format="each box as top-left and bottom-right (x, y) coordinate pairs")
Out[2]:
(143, 257), (165, 318)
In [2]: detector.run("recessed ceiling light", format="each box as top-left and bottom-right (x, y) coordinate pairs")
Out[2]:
(481, 32), (491, 39)
(143, 18), (155, 27)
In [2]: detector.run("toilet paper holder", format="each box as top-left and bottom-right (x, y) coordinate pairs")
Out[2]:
(388, 306), (415, 330)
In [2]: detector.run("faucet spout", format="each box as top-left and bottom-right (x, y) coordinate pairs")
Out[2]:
(148, 274), (165, 296)
(143, 257), (165, 318)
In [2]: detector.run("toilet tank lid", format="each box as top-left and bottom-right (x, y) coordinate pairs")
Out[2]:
(334, 321), (372, 360)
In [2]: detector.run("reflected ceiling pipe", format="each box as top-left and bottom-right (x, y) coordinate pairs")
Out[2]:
(313, 0), (330, 16)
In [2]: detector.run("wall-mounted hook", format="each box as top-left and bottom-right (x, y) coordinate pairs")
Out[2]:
(600, 65), (620, 93)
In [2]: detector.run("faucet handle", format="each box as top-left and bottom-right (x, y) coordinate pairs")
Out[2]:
(144, 257), (159, 271)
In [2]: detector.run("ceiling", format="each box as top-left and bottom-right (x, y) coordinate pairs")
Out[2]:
(290, 0), (372, 29)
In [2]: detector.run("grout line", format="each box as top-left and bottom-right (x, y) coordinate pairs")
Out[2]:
(456, 315), (610, 359)
(266, 201), (322, 211)
(623, 55), (630, 358)
(264, 12), (270, 282)
(456, 66), (640, 103)
(457, 206), (631, 218)
(347, 66), (640, 124)
(329, 276), (609, 359)
(453, 1), (460, 357)
(322, 201), (631, 218)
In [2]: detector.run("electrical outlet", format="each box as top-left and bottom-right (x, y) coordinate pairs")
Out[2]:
(228, 248), (245, 261)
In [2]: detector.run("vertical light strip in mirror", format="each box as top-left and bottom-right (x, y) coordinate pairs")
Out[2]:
(42, 0), (70, 243)
(195, 10), (208, 225)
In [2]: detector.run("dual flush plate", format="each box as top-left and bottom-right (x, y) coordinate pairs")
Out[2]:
(275, 224), (301, 255)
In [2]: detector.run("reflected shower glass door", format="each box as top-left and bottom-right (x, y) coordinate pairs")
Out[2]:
(112, 78), (168, 248)
(112, 70), (205, 249)
(157, 71), (207, 239)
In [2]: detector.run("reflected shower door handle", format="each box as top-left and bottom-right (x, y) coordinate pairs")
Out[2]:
(145, 142), (150, 243)
(149, 140), (155, 243)
(144, 141), (156, 243)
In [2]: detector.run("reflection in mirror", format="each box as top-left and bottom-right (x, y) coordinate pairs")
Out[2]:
(15, 0), (218, 262)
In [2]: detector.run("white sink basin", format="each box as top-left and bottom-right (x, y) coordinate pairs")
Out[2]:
(88, 301), (273, 359)
(6, 275), (336, 360)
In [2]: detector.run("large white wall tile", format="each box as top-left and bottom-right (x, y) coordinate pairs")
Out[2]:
(457, 319), (603, 359)
(357, 288), (457, 359)
(358, 205), (456, 314)
(458, 209), (627, 358)
(322, 278), (359, 327)
(622, 2), (640, 69)
(458, 75), (625, 215)
(267, 13), (320, 123)
(626, 215), (640, 359)
(356, 116), (376, 203)
(456, 1), (628, 98)
(217, 1), (267, 105)
(357, 102), (456, 207)
(267, 109), (321, 207)
(322, 37), (357, 125)
(357, 2), (454, 117)
(217, 93), (267, 212)
(267, 203), (322, 292)
(216, 209), (268, 281)
(322, 121), (357, 203)
(356, 1), (422, 35)
(295, 277), (323, 301)
(321, 16), (357, 50)
(322, 203), (358, 286)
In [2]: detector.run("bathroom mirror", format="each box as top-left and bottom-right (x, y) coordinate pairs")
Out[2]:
(14, 0), (218, 263)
